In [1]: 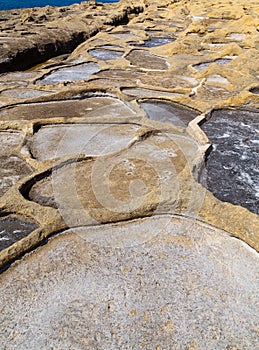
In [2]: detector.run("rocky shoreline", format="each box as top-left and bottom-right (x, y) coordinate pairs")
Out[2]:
(0, 0), (258, 348)
(0, 0), (144, 72)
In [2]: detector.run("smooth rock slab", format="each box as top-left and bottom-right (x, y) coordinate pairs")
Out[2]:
(0, 156), (32, 196)
(200, 108), (259, 214)
(0, 216), (38, 251)
(0, 131), (23, 156)
(193, 58), (233, 70)
(29, 123), (141, 161)
(0, 88), (54, 99)
(0, 96), (136, 121)
(139, 99), (200, 127)
(0, 216), (258, 349)
(122, 87), (179, 99)
(88, 49), (124, 61)
(125, 50), (169, 70)
(37, 63), (99, 84)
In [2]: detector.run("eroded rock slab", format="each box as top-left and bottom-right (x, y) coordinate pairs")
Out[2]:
(0, 96), (136, 121)
(200, 108), (259, 215)
(140, 99), (200, 127)
(0, 216), (258, 349)
(29, 123), (141, 161)
(0, 216), (38, 251)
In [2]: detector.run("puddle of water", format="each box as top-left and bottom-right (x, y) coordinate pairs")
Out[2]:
(140, 99), (199, 127)
(88, 49), (124, 61)
(30, 124), (141, 161)
(0, 216), (38, 251)
(250, 87), (259, 94)
(37, 63), (99, 84)
(200, 108), (259, 214)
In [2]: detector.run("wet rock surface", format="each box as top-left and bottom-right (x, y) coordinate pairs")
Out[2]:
(200, 108), (259, 215)
(0, 216), (258, 349)
(0, 216), (38, 251)
(139, 99), (200, 127)
(0, 0), (258, 347)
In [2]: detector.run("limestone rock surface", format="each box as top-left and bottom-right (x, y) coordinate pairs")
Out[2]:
(0, 0), (258, 348)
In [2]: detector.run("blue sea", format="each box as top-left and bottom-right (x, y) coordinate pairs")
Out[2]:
(0, 0), (118, 11)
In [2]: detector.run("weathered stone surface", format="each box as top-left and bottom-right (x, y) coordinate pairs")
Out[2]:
(29, 123), (142, 161)
(0, 216), (38, 251)
(0, 216), (258, 349)
(28, 133), (196, 226)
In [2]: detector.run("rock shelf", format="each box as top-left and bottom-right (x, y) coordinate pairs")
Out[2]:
(0, 0), (258, 348)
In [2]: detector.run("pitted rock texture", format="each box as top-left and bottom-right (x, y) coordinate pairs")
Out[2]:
(0, 216), (258, 349)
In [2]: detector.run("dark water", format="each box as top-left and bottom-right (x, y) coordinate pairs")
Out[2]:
(200, 108), (259, 215)
(0, 0), (118, 11)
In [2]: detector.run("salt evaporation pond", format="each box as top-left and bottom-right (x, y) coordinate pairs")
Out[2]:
(36, 62), (99, 84)
(135, 37), (175, 48)
(140, 99), (199, 127)
(88, 49), (124, 61)
(200, 108), (259, 215)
